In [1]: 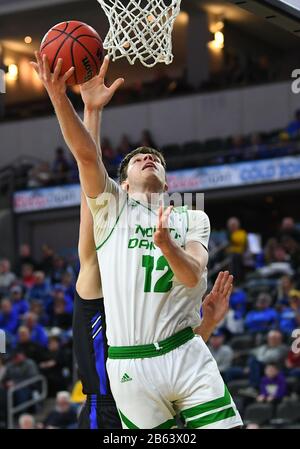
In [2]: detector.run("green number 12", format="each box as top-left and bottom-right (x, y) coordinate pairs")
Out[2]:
(142, 255), (174, 293)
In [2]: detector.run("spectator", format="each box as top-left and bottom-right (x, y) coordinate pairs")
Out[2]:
(30, 300), (49, 327)
(39, 336), (69, 397)
(61, 272), (75, 302)
(117, 134), (132, 157)
(287, 110), (300, 139)
(208, 330), (234, 378)
(3, 351), (39, 406)
(28, 271), (51, 304)
(68, 154), (79, 183)
(21, 264), (35, 290)
(285, 347), (300, 379)
(257, 364), (287, 404)
(50, 295), (72, 331)
(43, 391), (77, 429)
(248, 133), (268, 160)
(10, 285), (29, 319)
(249, 330), (288, 388)
(27, 162), (52, 188)
(16, 326), (44, 363)
(52, 147), (70, 184)
(245, 293), (278, 334)
(18, 414), (36, 429)
(140, 130), (157, 149)
(22, 312), (48, 348)
(0, 298), (19, 336)
(18, 244), (36, 274)
(278, 289), (300, 335)
(278, 217), (300, 245)
(0, 259), (16, 295)
(227, 136), (245, 163)
(39, 245), (54, 276)
(259, 245), (293, 277)
(226, 217), (248, 282)
(277, 275), (295, 305)
(50, 256), (74, 285)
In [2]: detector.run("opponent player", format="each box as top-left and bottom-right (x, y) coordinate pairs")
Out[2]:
(31, 52), (242, 429)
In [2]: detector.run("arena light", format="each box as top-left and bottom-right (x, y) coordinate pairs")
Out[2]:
(7, 63), (18, 81)
(24, 36), (32, 44)
(208, 31), (224, 50)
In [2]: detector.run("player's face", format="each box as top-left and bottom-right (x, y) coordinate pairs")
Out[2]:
(125, 153), (167, 192)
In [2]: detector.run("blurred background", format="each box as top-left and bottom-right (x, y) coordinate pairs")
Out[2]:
(0, 0), (300, 429)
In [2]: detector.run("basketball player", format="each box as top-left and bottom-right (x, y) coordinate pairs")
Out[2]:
(31, 52), (243, 429)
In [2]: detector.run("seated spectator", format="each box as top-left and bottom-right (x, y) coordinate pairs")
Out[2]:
(30, 300), (49, 327)
(227, 135), (245, 163)
(52, 147), (70, 185)
(39, 245), (55, 277)
(43, 391), (77, 429)
(259, 245), (293, 277)
(61, 272), (75, 302)
(245, 293), (278, 334)
(16, 326), (44, 363)
(22, 312), (48, 348)
(10, 285), (29, 319)
(287, 110), (300, 139)
(27, 271), (51, 304)
(21, 264), (35, 290)
(256, 364), (287, 404)
(2, 351), (39, 407)
(27, 162), (52, 188)
(248, 133), (268, 160)
(50, 256), (74, 285)
(39, 336), (69, 397)
(277, 275), (295, 306)
(278, 217), (300, 247)
(0, 259), (16, 295)
(208, 330), (234, 379)
(0, 298), (19, 336)
(278, 289), (300, 335)
(140, 130), (157, 149)
(50, 295), (72, 331)
(282, 236), (300, 273)
(249, 330), (288, 388)
(226, 217), (248, 283)
(18, 414), (36, 429)
(285, 347), (300, 379)
(17, 244), (36, 275)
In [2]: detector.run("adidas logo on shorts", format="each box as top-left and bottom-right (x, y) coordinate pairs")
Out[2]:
(121, 373), (133, 383)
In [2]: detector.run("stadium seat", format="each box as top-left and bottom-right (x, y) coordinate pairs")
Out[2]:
(230, 335), (254, 351)
(244, 403), (274, 425)
(227, 379), (250, 396)
(275, 401), (300, 423)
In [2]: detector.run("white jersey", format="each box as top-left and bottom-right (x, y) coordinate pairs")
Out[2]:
(87, 177), (210, 346)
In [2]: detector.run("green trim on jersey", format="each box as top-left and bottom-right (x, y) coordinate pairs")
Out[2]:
(95, 198), (127, 251)
(108, 327), (194, 359)
(154, 418), (177, 429)
(118, 409), (139, 429)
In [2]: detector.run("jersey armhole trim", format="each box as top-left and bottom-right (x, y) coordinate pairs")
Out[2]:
(95, 198), (127, 251)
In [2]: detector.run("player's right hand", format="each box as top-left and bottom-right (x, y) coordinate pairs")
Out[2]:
(80, 55), (124, 111)
(30, 51), (74, 100)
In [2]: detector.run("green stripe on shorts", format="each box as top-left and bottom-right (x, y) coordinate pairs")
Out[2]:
(186, 406), (236, 429)
(180, 385), (231, 420)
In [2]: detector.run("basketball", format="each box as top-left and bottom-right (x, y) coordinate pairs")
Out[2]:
(40, 20), (104, 86)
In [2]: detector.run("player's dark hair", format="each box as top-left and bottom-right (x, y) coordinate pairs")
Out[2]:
(118, 147), (166, 183)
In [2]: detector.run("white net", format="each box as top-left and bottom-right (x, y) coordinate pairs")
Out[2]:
(97, 0), (182, 68)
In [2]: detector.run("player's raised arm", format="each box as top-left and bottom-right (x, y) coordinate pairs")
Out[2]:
(30, 53), (123, 198)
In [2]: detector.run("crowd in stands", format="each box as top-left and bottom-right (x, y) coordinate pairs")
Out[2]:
(7, 109), (300, 192)
(0, 211), (300, 428)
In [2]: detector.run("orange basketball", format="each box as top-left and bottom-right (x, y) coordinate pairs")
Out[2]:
(40, 21), (104, 86)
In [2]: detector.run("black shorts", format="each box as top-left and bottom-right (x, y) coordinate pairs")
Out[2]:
(78, 397), (121, 429)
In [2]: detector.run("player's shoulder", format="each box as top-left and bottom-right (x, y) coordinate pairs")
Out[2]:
(187, 208), (210, 222)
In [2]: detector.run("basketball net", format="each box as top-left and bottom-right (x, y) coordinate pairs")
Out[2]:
(97, 0), (182, 68)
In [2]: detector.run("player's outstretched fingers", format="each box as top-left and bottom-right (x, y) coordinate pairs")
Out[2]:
(30, 61), (39, 75)
(42, 54), (51, 81)
(99, 55), (110, 81)
(212, 271), (224, 294)
(219, 270), (230, 293)
(62, 66), (75, 83)
(53, 58), (63, 81)
(109, 78), (125, 95)
(162, 205), (173, 229)
(223, 274), (234, 300)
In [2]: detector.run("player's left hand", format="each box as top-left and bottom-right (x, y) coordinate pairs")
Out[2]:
(80, 55), (124, 110)
(201, 271), (233, 326)
(153, 205), (173, 251)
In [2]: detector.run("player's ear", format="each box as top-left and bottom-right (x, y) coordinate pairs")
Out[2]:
(121, 180), (129, 192)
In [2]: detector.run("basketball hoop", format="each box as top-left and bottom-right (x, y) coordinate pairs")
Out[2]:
(97, 0), (182, 68)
